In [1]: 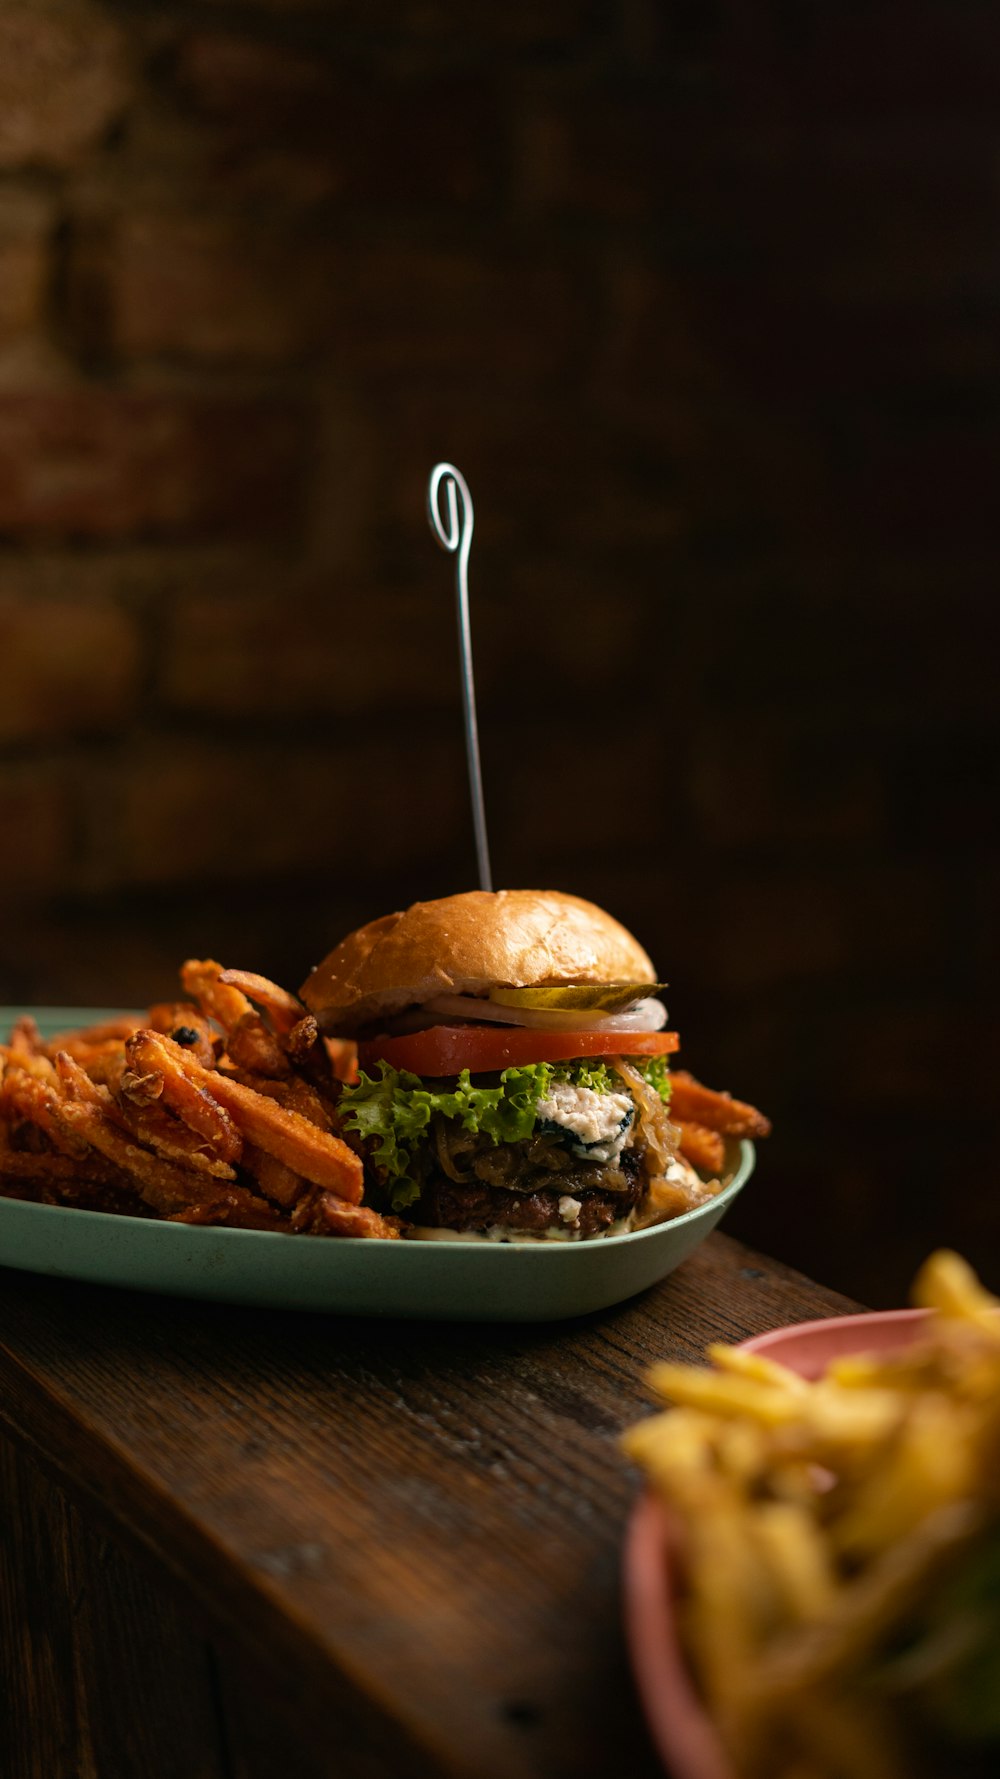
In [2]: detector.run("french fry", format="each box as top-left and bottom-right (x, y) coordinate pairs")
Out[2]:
(750, 1502), (839, 1624)
(777, 1688), (910, 1779)
(682, 1491), (770, 1734)
(645, 1363), (811, 1425)
(912, 1248), (1000, 1332)
(706, 1343), (809, 1393)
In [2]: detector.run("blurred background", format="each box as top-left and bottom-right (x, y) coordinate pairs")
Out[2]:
(1, 1), (997, 1305)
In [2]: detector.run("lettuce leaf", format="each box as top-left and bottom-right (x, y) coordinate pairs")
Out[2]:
(339, 1053), (672, 1211)
(634, 1052), (672, 1106)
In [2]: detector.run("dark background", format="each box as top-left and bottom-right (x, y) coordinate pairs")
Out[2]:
(1, 1), (997, 1306)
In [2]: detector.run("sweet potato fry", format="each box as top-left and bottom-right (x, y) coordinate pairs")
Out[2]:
(224, 977), (334, 1090)
(228, 1071), (336, 1132)
(54, 1094), (205, 1216)
(47, 1015), (144, 1047)
(83, 1048), (129, 1094)
(118, 1102), (238, 1180)
(138, 1033), (363, 1203)
(291, 1191), (401, 1239)
(0, 1125), (115, 1185)
(241, 1142), (305, 1209)
(217, 969), (306, 1036)
(180, 959), (254, 1032)
(124, 1031), (243, 1162)
(164, 1196), (286, 1231)
(211, 968), (333, 1088)
(669, 1070), (772, 1139)
(48, 1035), (129, 1071)
(676, 1119), (726, 1176)
(6, 1016), (43, 1057)
(206, 1073), (362, 1201)
(147, 1002), (217, 1068)
(54, 1050), (134, 1124)
(55, 1091), (280, 1228)
(1, 1058), (89, 1157)
(325, 1037), (358, 1084)
(1, 1045), (58, 1085)
(223, 1011), (291, 1080)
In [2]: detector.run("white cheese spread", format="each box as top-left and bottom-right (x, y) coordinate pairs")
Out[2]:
(535, 1081), (634, 1163)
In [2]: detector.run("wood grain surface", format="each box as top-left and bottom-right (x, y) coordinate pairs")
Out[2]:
(0, 1232), (860, 1779)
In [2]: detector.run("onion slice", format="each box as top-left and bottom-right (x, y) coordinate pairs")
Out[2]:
(422, 993), (668, 1033)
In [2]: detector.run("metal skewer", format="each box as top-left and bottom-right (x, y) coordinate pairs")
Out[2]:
(427, 462), (492, 892)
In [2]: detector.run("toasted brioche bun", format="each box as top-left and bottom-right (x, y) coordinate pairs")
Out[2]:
(299, 889), (656, 1035)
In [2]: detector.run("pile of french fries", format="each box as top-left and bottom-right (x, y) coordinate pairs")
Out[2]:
(0, 960), (399, 1239)
(624, 1251), (1000, 1779)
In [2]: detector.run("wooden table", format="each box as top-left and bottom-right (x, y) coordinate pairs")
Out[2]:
(0, 1232), (858, 1779)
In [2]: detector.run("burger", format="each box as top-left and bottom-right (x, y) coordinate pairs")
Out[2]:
(299, 889), (722, 1242)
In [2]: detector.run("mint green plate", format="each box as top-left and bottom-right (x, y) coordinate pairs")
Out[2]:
(0, 1009), (755, 1321)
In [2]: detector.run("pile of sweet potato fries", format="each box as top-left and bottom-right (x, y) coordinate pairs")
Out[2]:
(669, 1073), (771, 1178)
(0, 961), (400, 1239)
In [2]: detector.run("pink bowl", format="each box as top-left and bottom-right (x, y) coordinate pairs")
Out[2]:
(623, 1308), (936, 1779)
(739, 1306), (931, 1377)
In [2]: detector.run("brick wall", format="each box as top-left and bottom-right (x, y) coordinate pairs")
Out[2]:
(1, 0), (997, 1302)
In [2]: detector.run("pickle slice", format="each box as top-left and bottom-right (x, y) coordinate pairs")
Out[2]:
(489, 983), (666, 1014)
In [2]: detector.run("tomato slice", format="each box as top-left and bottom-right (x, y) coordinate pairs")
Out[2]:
(356, 1025), (681, 1077)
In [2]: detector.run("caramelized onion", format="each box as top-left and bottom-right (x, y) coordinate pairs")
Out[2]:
(610, 1056), (679, 1177)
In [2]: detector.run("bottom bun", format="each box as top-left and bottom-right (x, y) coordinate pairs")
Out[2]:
(407, 1220), (635, 1243)
(407, 1171), (644, 1241)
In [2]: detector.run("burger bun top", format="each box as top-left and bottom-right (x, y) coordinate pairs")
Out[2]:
(299, 889), (656, 1035)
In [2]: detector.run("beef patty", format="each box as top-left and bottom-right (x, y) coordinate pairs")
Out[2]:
(412, 1146), (645, 1238)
